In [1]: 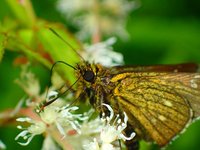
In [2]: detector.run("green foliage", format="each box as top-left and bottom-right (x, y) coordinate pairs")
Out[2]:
(0, 0), (200, 150)
(0, 33), (6, 62)
(0, 0), (81, 84)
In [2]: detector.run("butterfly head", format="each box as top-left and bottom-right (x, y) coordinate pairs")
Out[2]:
(76, 62), (99, 84)
(83, 70), (95, 82)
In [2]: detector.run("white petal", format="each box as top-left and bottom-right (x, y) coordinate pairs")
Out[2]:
(47, 91), (58, 101)
(102, 104), (114, 121)
(9, 98), (24, 117)
(16, 117), (32, 122)
(17, 134), (35, 146)
(0, 140), (6, 149)
(66, 106), (79, 111)
(55, 122), (66, 138)
(15, 130), (29, 140)
(83, 138), (100, 150)
(17, 125), (23, 129)
(28, 122), (46, 134)
(42, 135), (60, 150)
(101, 143), (115, 150)
(40, 106), (58, 124)
(101, 126), (118, 143)
(119, 132), (136, 141)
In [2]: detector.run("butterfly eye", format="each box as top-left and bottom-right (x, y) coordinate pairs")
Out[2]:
(83, 70), (95, 82)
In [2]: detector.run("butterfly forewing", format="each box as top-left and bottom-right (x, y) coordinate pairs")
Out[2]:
(111, 63), (200, 73)
(110, 72), (200, 146)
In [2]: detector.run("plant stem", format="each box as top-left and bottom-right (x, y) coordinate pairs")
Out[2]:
(92, 0), (101, 44)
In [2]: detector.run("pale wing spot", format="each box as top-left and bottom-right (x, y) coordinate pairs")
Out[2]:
(190, 79), (198, 88)
(164, 101), (173, 107)
(174, 69), (178, 73)
(194, 75), (200, 79)
(151, 118), (157, 124)
(158, 115), (166, 121)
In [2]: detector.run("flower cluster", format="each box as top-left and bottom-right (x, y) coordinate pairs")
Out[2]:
(15, 65), (40, 98)
(82, 37), (124, 66)
(15, 99), (135, 149)
(15, 91), (88, 146)
(15, 117), (46, 146)
(57, 0), (139, 39)
(0, 140), (6, 149)
(83, 104), (136, 150)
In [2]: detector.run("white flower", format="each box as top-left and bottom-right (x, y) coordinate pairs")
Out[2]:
(0, 98), (24, 120)
(83, 104), (135, 150)
(0, 140), (6, 149)
(41, 91), (87, 132)
(82, 37), (124, 66)
(84, 138), (116, 150)
(40, 105), (59, 124)
(42, 135), (60, 150)
(40, 103), (88, 137)
(100, 104), (136, 142)
(61, 109), (101, 150)
(15, 65), (40, 97)
(15, 117), (46, 146)
(81, 116), (102, 136)
(83, 138), (100, 150)
(16, 89), (88, 145)
(57, 0), (94, 15)
(101, 143), (115, 150)
(56, 0), (139, 39)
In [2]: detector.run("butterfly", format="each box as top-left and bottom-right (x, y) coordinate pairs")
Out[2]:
(73, 62), (200, 149)
(46, 29), (200, 149)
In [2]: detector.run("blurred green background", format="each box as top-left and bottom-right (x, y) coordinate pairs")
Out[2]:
(0, 0), (200, 150)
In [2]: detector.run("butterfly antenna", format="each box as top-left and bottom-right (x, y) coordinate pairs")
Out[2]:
(43, 61), (77, 111)
(50, 61), (77, 76)
(45, 60), (76, 97)
(49, 28), (85, 61)
(67, 79), (85, 107)
(41, 76), (81, 112)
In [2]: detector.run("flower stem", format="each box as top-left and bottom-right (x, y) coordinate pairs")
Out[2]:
(48, 128), (74, 150)
(91, 0), (101, 44)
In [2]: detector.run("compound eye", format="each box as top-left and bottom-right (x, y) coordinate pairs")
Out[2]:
(83, 70), (95, 82)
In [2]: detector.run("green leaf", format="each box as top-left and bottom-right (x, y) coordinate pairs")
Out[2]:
(0, 18), (19, 32)
(36, 25), (82, 83)
(6, 34), (52, 69)
(0, 33), (7, 62)
(0, 15), (81, 84)
(5, 0), (36, 27)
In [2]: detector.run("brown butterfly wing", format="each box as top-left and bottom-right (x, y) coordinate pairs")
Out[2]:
(110, 72), (200, 146)
(111, 63), (200, 73)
